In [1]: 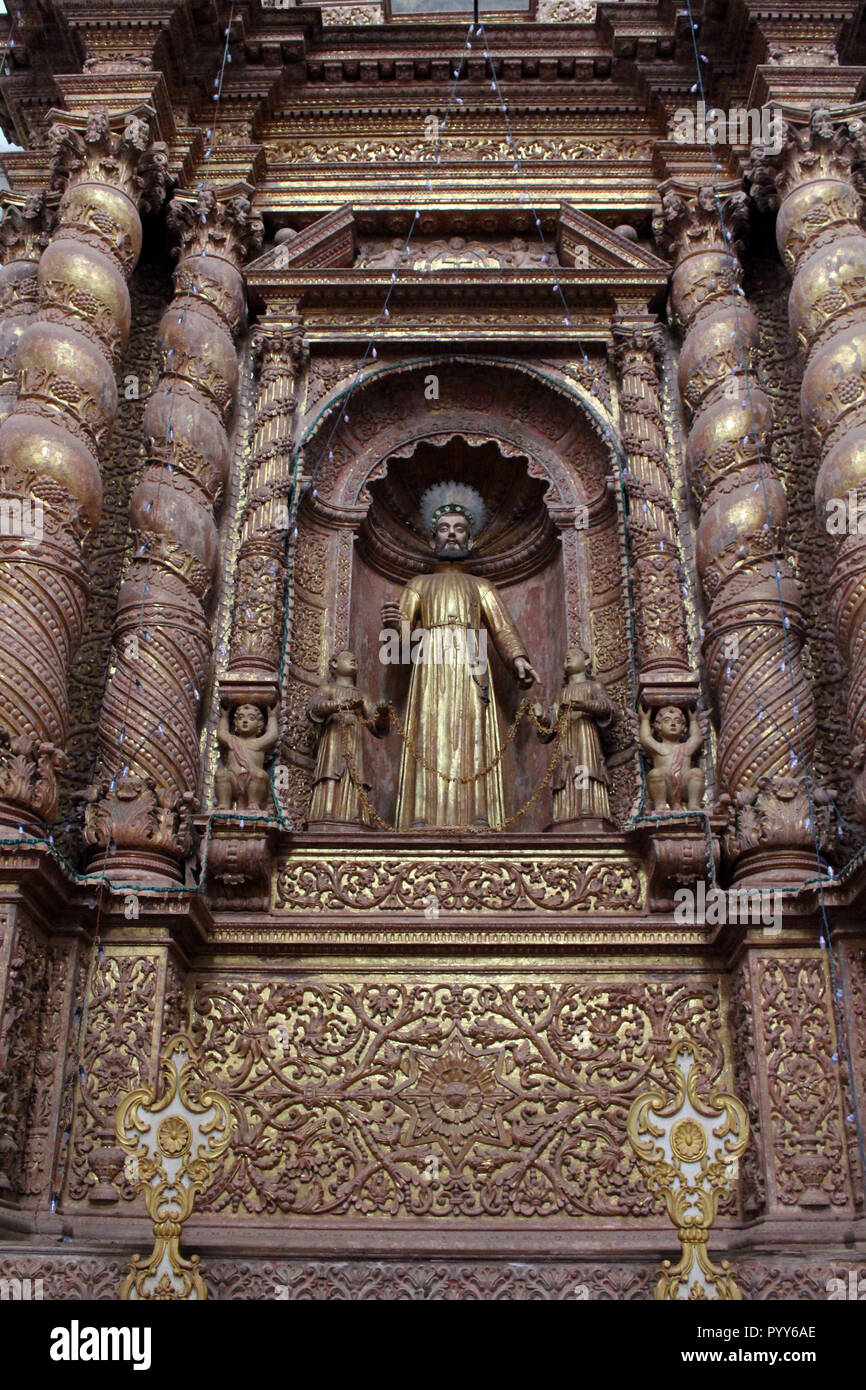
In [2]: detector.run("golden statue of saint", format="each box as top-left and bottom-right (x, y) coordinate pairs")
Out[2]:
(381, 483), (538, 829)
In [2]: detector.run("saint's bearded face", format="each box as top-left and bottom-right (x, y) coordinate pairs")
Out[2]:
(433, 512), (472, 560)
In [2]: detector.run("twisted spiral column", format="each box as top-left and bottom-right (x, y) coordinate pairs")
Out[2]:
(753, 104), (866, 820)
(656, 183), (819, 880)
(0, 193), (57, 424)
(0, 110), (167, 828)
(85, 185), (262, 881)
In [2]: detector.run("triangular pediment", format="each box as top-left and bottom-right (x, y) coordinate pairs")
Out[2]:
(246, 204), (356, 274)
(557, 203), (669, 272)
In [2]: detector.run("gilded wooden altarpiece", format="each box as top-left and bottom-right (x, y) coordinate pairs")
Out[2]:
(0, 0), (864, 1303)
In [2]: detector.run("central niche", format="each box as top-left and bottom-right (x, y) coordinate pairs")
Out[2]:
(349, 435), (567, 832)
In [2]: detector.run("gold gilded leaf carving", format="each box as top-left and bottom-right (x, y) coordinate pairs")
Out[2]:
(190, 977), (722, 1219)
(274, 853), (643, 912)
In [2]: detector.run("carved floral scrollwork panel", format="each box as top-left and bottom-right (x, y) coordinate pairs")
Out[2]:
(65, 951), (159, 1205)
(273, 852), (644, 913)
(0, 914), (48, 1196)
(757, 955), (853, 1210)
(209, 1259), (652, 1300)
(190, 977), (724, 1220)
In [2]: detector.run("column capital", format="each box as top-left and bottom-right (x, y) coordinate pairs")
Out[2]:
(653, 179), (749, 264)
(251, 315), (309, 384)
(46, 106), (170, 214)
(611, 315), (666, 375)
(751, 101), (866, 211)
(166, 181), (264, 269)
(0, 191), (58, 266)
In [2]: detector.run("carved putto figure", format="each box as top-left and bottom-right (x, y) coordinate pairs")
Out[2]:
(215, 700), (279, 812)
(307, 650), (389, 826)
(636, 703), (705, 812)
(381, 482), (538, 830)
(534, 647), (615, 826)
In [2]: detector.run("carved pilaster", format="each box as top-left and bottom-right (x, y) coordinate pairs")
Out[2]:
(612, 317), (694, 706)
(753, 104), (866, 823)
(655, 183), (819, 881)
(0, 109), (168, 831)
(227, 316), (308, 683)
(85, 183), (263, 882)
(738, 949), (857, 1214)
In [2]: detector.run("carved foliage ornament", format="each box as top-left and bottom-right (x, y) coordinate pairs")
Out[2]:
(751, 103), (866, 213)
(115, 1033), (232, 1300)
(628, 1043), (749, 1300)
(47, 108), (169, 215)
(274, 853), (644, 913)
(191, 979), (722, 1221)
(166, 185), (264, 267)
(0, 193), (57, 266)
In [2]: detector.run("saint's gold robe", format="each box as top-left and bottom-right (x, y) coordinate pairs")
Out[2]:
(395, 562), (528, 829)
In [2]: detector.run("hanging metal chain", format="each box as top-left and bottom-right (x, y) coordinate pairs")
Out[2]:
(338, 703), (567, 835)
(354, 696), (557, 785)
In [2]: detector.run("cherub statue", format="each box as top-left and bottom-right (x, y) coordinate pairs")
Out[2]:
(307, 650), (389, 827)
(534, 647), (615, 826)
(215, 700), (279, 812)
(635, 703), (705, 812)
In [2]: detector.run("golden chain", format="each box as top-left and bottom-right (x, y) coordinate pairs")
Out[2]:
(355, 696), (556, 785)
(339, 704), (567, 835)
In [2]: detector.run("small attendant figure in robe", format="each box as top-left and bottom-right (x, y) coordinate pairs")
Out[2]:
(534, 647), (615, 828)
(215, 701), (279, 812)
(306, 650), (389, 827)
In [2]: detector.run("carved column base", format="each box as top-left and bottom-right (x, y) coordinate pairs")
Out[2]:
(81, 774), (195, 884)
(0, 796), (49, 837)
(218, 677), (280, 710)
(722, 773), (835, 886)
(86, 848), (183, 887)
(0, 731), (63, 827)
(544, 817), (617, 834)
(637, 673), (701, 712)
(731, 847), (823, 889)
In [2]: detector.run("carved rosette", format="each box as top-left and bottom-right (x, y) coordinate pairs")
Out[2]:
(115, 1032), (232, 1300)
(228, 318), (308, 680)
(86, 184), (262, 879)
(655, 184), (818, 872)
(612, 319), (691, 684)
(753, 105), (866, 821)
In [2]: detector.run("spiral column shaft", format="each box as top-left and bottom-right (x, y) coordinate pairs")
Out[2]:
(612, 318), (694, 702)
(656, 182), (819, 877)
(86, 184), (262, 880)
(227, 318), (307, 682)
(0, 110), (166, 827)
(754, 106), (866, 820)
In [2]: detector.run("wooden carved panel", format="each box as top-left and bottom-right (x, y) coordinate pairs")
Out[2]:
(191, 975), (724, 1221)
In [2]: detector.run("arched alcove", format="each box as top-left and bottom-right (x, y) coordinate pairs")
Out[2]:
(350, 434), (567, 827)
(281, 357), (636, 831)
